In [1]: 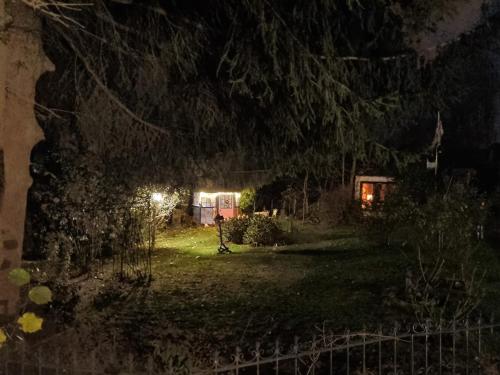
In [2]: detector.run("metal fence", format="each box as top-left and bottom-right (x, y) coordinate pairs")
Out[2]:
(1, 318), (499, 375)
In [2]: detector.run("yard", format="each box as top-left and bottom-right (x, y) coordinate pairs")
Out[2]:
(78, 223), (500, 355)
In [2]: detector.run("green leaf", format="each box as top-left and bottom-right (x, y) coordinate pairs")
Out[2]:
(28, 286), (52, 305)
(7, 268), (31, 287)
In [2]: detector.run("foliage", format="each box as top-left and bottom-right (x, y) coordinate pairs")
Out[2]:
(131, 185), (185, 245)
(382, 182), (487, 267)
(239, 189), (256, 215)
(17, 313), (44, 334)
(7, 268), (31, 287)
(243, 216), (282, 247)
(316, 186), (358, 225)
(0, 268), (52, 348)
(28, 150), (131, 277)
(222, 217), (250, 244)
(0, 328), (6, 348)
(38, 0), (445, 191)
(132, 185), (183, 228)
(404, 257), (485, 323)
(223, 215), (283, 246)
(28, 286), (53, 305)
(378, 170), (489, 321)
(43, 280), (80, 324)
(28, 146), (188, 283)
(390, 0), (463, 34)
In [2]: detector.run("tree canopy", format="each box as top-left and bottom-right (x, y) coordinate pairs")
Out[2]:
(34, 0), (490, 188)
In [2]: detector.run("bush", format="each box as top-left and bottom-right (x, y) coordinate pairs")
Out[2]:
(377, 175), (489, 322)
(222, 217), (250, 244)
(239, 188), (256, 215)
(243, 216), (282, 246)
(316, 186), (352, 225)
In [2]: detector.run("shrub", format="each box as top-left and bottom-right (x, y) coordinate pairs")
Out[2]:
(378, 175), (489, 322)
(239, 188), (256, 214)
(222, 217), (250, 244)
(316, 186), (351, 225)
(243, 216), (282, 246)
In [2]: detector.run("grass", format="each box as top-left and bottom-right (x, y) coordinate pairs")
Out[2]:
(80, 223), (500, 354)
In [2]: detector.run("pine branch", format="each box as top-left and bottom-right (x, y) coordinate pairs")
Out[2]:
(58, 29), (170, 136)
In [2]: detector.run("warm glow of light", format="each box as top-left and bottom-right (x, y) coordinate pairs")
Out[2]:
(151, 192), (164, 203)
(199, 191), (240, 198)
(366, 194), (373, 201)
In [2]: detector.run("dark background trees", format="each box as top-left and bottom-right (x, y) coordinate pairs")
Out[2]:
(22, 0), (500, 272)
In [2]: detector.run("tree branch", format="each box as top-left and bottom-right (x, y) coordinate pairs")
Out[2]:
(59, 30), (170, 136)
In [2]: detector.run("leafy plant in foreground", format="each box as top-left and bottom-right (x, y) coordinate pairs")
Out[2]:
(0, 268), (52, 348)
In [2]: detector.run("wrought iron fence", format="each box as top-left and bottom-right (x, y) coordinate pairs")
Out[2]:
(199, 318), (500, 375)
(1, 317), (499, 375)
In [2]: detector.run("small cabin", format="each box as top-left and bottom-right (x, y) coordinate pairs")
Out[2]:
(192, 191), (241, 225)
(354, 175), (395, 209)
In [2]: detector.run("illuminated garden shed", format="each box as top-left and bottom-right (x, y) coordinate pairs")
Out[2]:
(192, 170), (271, 225)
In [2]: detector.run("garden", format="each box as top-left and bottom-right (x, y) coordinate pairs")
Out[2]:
(4, 0), (500, 372)
(67, 192), (500, 357)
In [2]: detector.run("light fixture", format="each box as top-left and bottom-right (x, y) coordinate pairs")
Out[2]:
(151, 192), (164, 203)
(366, 194), (373, 201)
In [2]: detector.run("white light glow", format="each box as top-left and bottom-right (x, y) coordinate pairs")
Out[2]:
(151, 192), (164, 203)
(366, 194), (373, 201)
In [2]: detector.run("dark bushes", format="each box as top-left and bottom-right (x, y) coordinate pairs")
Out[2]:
(222, 216), (282, 246)
(222, 217), (250, 244)
(243, 216), (282, 246)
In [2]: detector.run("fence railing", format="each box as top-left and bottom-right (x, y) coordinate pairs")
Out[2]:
(1, 318), (499, 375)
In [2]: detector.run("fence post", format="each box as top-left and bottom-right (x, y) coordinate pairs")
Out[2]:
(411, 332), (414, 375)
(213, 351), (219, 375)
(438, 318), (443, 375)
(329, 331), (333, 375)
(255, 342), (261, 375)
(465, 319), (470, 375)
(20, 339), (25, 375)
(294, 336), (299, 375)
(72, 347), (78, 375)
(345, 330), (350, 375)
(234, 346), (241, 375)
(378, 326), (383, 375)
(452, 319), (456, 375)
(311, 336), (316, 375)
(274, 339), (280, 375)
(37, 347), (42, 375)
(425, 320), (430, 375)
(147, 355), (154, 375)
(91, 349), (96, 375)
(55, 347), (60, 375)
(2, 343), (8, 375)
(393, 323), (398, 375)
(128, 353), (134, 375)
(362, 329), (366, 375)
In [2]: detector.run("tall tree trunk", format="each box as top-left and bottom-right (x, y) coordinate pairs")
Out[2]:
(0, 0), (53, 316)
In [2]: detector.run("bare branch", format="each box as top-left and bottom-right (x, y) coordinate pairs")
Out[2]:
(20, 0), (91, 27)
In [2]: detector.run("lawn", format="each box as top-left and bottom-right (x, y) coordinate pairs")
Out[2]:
(79, 223), (500, 355)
